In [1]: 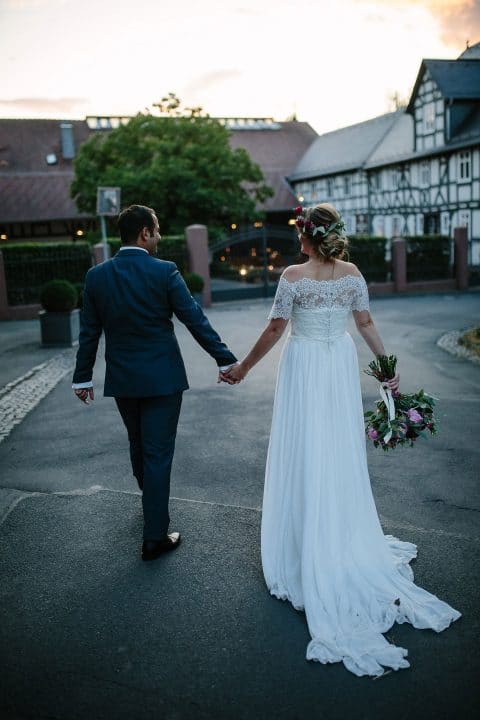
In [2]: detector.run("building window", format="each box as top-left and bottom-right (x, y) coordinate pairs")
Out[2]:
(390, 168), (400, 190)
(326, 178), (334, 197)
(423, 103), (435, 134)
(343, 175), (351, 196)
(458, 152), (471, 183)
(344, 215), (355, 234)
(424, 213), (440, 235)
(420, 161), (430, 187)
(458, 210), (470, 236)
(392, 215), (402, 237)
(371, 172), (382, 191)
(356, 213), (369, 234)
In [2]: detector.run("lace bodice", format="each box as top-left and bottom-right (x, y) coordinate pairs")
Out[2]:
(268, 274), (370, 342)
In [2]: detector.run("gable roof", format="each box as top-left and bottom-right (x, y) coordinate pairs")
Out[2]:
(227, 120), (318, 210)
(289, 111), (402, 180)
(407, 59), (480, 112)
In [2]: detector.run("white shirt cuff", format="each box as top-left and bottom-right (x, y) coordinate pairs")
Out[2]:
(72, 381), (94, 389)
(219, 364), (236, 372)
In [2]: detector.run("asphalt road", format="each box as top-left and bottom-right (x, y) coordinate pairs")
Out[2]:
(0, 292), (479, 719)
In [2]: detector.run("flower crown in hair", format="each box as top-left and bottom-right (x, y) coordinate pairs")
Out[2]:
(294, 205), (345, 237)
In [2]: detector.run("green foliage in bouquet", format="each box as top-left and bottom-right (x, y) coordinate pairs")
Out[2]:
(364, 355), (438, 450)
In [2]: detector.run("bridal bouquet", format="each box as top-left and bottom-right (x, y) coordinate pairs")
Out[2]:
(363, 355), (438, 450)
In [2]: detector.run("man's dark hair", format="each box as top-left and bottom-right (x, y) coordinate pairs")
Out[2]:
(117, 205), (155, 244)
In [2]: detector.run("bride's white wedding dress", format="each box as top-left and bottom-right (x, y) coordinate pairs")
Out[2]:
(261, 273), (461, 677)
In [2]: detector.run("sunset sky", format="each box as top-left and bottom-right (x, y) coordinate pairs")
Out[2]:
(0, 0), (478, 134)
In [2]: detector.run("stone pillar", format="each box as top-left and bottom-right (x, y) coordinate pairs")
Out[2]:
(392, 237), (407, 292)
(454, 226), (469, 290)
(0, 251), (11, 321)
(185, 224), (211, 308)
(92, 242), (110, 265)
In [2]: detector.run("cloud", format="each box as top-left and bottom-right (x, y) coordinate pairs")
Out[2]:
(0, 97), (88, 116)
(4, 0), (68, 8)
(184, 69), (243, 94)
(363, 0), (480, 48)
(182, 69), (244, 109)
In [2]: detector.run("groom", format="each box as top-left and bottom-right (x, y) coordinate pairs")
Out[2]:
(72, 205), (237, 561)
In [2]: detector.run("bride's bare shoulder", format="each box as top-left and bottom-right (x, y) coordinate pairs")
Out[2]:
(336, 260), (362, 277)
(281, 264), (306, 282)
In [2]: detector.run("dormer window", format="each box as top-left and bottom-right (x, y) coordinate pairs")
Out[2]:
(60, 123), (75, 159)
(423, 103), (435, 134)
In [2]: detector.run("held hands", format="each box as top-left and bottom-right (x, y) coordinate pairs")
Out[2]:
(74, 388), (94, 404)
(217, 362), (248, 385)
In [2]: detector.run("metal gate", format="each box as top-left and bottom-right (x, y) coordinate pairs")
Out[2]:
(209, 225), (298, 302)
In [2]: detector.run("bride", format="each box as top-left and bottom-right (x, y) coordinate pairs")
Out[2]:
(223, 202), (461, 677)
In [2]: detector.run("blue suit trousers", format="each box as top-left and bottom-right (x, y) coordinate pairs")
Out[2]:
(115, 393), (183, 540)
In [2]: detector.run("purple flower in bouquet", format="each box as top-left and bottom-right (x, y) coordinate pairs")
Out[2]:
(407, 408), (423, 423)
(367, 428), (379, 440)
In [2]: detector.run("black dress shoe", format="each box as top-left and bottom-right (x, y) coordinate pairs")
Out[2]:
(142, 532), (181, 561)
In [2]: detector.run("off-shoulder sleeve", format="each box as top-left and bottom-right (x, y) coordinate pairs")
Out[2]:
(268, 277), (295, 319)
(351, 274), (370, 312)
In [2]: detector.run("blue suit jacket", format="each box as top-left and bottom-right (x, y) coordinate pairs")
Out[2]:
(72, 249), (237, 397)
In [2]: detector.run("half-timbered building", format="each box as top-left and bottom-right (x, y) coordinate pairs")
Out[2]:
(289, 44), (480, 263)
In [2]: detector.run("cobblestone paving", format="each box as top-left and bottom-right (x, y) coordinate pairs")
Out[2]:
(437, 326), (480, 365)
(0, 352), (75, 443)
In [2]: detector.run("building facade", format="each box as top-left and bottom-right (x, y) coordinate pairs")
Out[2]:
(0, 115), (316, 243)
(289, 44), (480, 264)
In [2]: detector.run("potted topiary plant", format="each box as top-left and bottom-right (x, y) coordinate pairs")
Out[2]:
(39, 279), (80, 347)
(183, 272), (205, 305)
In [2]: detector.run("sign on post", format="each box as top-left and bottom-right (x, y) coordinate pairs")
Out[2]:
(97, 187), (121, 261)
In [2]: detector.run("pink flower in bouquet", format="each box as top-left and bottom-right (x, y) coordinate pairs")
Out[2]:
(367, 428), (379, 440)
(407, 408), (423, 423)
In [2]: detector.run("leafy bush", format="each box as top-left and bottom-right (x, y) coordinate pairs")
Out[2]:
(210, 260), (241, 280)
(1, 242), (92, 305)
(405, 235), (451, 281)
(74, 282), (85, 309)
(347, 236), (389, 283)
(103, 234), (187, 273)
(40, 280), (78, 312)
(183, 272), (204, 293)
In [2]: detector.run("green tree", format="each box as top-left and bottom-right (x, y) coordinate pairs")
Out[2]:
(71, 98), (273, 233)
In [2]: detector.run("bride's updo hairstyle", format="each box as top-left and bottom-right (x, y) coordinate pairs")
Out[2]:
(295, 202), (349, 260)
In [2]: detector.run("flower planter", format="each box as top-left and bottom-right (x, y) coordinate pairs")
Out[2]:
(39, 308), (80, 347)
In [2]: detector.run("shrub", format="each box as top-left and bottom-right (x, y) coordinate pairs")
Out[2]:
(74, 282), (85, 309)
(105, 235), (188, 273)
(183, 272), (204, 293)
(40, 280), (78, 312)
(405, 235), (451, 281)
(348, 236), (389, 283)
(1, 242), (92, 305)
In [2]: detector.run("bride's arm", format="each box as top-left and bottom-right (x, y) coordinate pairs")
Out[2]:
(222, 318), (289, 382)
(353, 310), (399, 391)
(352, 309), (385, 357)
